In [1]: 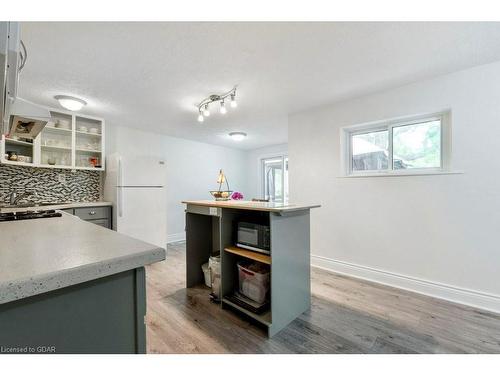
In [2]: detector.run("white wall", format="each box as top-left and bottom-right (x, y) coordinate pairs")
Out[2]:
(289, 61), (500, 312)
(106, 125), (248, 242)
(245, 143), (288, 200)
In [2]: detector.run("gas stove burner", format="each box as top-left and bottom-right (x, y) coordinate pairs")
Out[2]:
(0, 210), (62, 222)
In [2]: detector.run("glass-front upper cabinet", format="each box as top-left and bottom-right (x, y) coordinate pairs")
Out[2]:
(39, 111), (73, 167)
(75, 116), (103, 169)
(1, 106), (105, 170)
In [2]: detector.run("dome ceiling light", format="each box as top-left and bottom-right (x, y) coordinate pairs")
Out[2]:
(54, 95), (87, 111)
(197, 86), (237, 122)
(229, 132), (247, 141)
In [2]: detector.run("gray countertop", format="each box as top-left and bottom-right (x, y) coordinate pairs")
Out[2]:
(182, 200), (321, 213)
(0, 201), (112, 214)
(0, 213), (165, 304)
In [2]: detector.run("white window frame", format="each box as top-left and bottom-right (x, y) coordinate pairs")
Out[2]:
(341, 111), (452, 177)
(260, 154), (288, 202)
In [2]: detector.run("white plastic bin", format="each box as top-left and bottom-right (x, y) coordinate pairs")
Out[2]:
(237, 261), (270, 304)
(209, 256), (221, 298)
(201, 262), (211, 288)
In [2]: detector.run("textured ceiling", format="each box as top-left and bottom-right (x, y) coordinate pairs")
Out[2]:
(18, 22), (500, 150)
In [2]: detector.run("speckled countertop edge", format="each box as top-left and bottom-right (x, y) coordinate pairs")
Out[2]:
(0, 247), (165, 305)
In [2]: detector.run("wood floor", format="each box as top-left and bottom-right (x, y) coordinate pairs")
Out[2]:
(145, 242), (500, 354)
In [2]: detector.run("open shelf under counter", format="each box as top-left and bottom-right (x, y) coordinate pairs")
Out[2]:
(224, 246), (271, 265)
(221, 297), (271, 326)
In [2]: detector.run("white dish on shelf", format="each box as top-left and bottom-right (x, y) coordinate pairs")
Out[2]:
(78, 126), (88, 133)
(89, 127), (99, 134)
(54, 119), (71, 129)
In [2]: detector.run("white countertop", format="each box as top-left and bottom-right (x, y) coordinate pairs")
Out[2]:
(0, 213), (165, 304)
(182, 200), (321, 213)
(0, 201), (112, 214)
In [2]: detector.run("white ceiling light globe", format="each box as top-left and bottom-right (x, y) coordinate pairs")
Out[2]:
(229, 132), (247, 141)
(54, 95), (87, 111)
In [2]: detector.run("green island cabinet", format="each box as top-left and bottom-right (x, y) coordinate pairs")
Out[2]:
(183, 200), (320, 337)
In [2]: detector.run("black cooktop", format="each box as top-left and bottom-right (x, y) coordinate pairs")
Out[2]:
(0, 210), (62, 222)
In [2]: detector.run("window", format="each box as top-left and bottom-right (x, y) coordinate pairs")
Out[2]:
(262, 156), (289, 203)
(345, 113), (449, 175)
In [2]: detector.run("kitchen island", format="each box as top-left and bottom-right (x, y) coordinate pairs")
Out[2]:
(182, 200), (320, 337)
(0, 212), (165, 354)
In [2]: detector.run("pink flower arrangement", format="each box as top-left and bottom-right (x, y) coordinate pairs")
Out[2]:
(231, 191), (244, 200)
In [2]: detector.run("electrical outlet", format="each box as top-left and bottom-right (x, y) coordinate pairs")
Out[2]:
(57, 173), (66, 184)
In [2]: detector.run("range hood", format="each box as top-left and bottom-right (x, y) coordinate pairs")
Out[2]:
(8, 98), (51, 139)
(1, 22), (51, 139)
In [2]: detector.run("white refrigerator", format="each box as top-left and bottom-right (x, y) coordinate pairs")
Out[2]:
(104, 153), (167, 249)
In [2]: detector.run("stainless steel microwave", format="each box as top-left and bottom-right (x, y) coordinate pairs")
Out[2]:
(236, 222), (270, 254)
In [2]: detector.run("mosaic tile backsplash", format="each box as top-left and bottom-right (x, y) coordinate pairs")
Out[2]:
(0, 165), (101, 204)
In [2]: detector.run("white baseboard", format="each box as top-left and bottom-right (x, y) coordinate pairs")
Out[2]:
(167, 232), (186, 244)
(311, 254), (500, 314)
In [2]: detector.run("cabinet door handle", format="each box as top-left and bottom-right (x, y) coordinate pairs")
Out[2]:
(89, 211), (96, 215)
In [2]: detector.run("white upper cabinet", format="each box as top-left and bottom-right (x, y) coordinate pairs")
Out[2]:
(1, 106), (105, 171)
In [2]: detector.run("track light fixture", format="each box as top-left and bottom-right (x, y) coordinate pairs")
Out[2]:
(196, 86), (237, 122)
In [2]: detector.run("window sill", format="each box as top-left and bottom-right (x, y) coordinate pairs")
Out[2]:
(338, 170), (464, 178)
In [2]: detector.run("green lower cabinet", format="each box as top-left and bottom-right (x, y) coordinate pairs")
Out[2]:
(0, 268), (146, 354)
(61, 205), (112, 229)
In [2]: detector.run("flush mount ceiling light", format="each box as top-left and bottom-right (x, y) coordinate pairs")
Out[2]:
(54, 95), (87, 111)
(229, 132), (247, 141)
(197, 86), (237, 122)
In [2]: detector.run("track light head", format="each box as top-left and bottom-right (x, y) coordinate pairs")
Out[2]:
(220, 100), (227, 114)
(203, 104), (210, 117)
(230, 93), (237, 108)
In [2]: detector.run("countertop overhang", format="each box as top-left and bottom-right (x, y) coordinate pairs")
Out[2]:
(182, 200), (320, 213)
(0, 213), (165, 304)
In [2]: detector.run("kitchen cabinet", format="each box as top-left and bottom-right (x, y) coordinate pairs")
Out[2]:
(183, 200), (320, 337)
(64, 205), (112, 229)
(1, 106), (105, 171)
(0, 212), (165, 353)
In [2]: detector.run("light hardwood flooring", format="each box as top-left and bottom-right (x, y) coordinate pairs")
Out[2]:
(145, 242), (500, 354)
